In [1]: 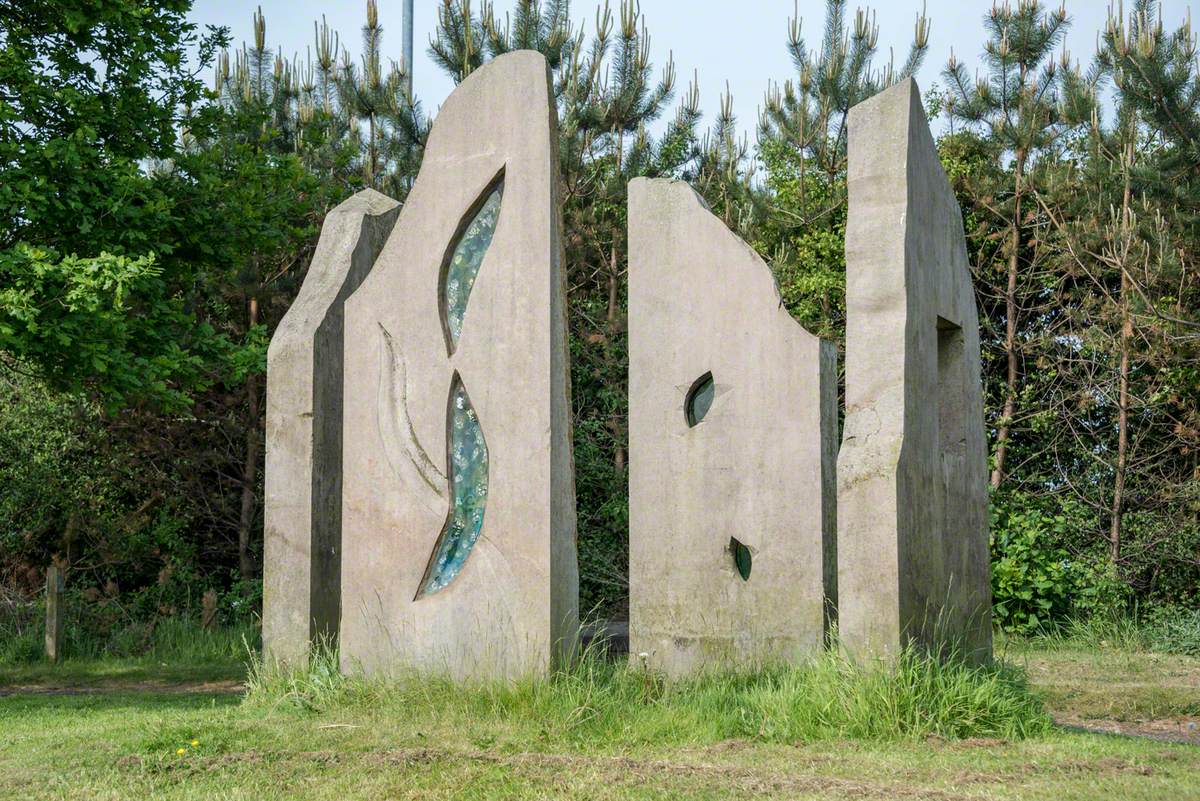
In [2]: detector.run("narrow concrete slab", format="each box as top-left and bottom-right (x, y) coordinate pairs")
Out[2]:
(838, 79), (992, 664)
(628, 178), (838, 677)
(263, 189), (400, 666)
(339, 51), (577, 681)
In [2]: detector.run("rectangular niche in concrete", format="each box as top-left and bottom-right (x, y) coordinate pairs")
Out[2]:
(628, 178), (839, 678)
(838, 78), (992, 665)
(263, 189), (401, 666)
(339, 51), (578, 681)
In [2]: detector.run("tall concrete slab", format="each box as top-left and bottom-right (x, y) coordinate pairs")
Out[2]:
(628, 178), (838, 677)
(339, 51), (577, 680)
(263, 189), (401, 665)
(838, 79), (992, 664)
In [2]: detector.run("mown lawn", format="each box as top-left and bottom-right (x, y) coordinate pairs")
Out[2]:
(0, 638), (1196, 800)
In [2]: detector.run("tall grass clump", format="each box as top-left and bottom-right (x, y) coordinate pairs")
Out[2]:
(0, 609), (256, 668)
(1004, 606), (1200, 658)
(244, 639), (1051, 744)
(1145, 606), (1200, 657)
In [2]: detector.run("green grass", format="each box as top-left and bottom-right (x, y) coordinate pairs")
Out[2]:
(244, 645), (1051, 743)
(0, 632), (1196, 800)
(0, 617), (254, 688)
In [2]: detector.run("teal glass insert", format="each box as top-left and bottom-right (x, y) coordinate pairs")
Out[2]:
(443, 181), (503, 351)
(730, 537), (752, 581)
(419, 376), (489, 596)
(686, 372), (715, 427)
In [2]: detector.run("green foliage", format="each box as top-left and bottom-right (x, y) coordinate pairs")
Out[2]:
(760, 0), (930, 182)
(0, 374), (256, 634)
(1096, 0), (1200, 207)
(3, 0), (1199, 635)
(0, 0), (229, 408)
(990, 494), (1131, 633)
(753, 139), (846, 336)
(991, 501), (1079, 633)
(0, 0), (219, 252)
(1118, 508), (1200, 605)
(0, 247), (220, 411)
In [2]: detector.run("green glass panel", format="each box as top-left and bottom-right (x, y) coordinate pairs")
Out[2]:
(420, 377), (489, 596)
(730, 537), (752, 581)
(443, 183), (503, 350)
(686, 373), (715, 427)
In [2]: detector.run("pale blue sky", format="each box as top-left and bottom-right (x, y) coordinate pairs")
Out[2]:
(189, 0), (1196, 139)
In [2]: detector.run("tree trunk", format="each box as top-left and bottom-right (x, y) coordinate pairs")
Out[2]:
(1110, 310), (1130, 562)
(1109, 150), (1135, 562)
(990, 151), (1025, 490)
(368, 114), (377, 186)
(238, 296), (261, 583)
(607, 230), (626, 476)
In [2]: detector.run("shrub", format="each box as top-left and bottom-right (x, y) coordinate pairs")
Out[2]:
(989, 494), (1128, 632)
(990, 502), (1079, 632)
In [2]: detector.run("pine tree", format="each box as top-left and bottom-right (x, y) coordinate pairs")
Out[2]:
(1067, 0), (1200, 561)
(761, 0), (930, 188)
(941, 0), (1071, 491)
(754, 0), (930, 336)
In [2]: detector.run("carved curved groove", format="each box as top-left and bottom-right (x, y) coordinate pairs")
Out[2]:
(377, 323), (446, 506)
(439, 168), (505, 355)
(416, 372), (489, 598)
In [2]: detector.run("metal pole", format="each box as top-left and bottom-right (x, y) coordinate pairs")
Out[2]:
(403, 0), (414, 97)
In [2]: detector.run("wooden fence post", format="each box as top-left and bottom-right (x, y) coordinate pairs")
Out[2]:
(201, 589), (218, 631)
(45, 566), (64, 663)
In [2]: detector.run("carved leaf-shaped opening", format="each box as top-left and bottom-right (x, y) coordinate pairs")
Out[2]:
(439, 168), (505, 355)
(730, 537), (752, 581)
(416, 372), (489, 598)
(685, 371), (715, 427)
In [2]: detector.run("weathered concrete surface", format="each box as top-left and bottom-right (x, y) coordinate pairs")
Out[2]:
(263, 189), (400, 666)
(339, 51), (578, 681)
(838, 79), (992, 664)
(628, 178), (838, 677)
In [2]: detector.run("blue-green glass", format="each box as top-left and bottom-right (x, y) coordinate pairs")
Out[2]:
(444, 185), (503, 349)
(687, 373), (715, 427)
(421, 379), (489, 596)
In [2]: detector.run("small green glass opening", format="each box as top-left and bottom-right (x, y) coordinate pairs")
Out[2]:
(685, 372), (715, 427)
(730, 537), (752, 581)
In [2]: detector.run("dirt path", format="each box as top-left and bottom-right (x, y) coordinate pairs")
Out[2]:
(0, 679), (244, 698)
(1055, 714), (1200, 745)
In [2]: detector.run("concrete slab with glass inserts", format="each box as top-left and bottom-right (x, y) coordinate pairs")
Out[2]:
(338, 51), (578, 681)
(627, 178), (839, 678)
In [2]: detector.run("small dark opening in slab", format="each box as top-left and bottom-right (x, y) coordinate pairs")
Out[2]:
(730, 537), (752, 581)
(685, 372), (715, 427)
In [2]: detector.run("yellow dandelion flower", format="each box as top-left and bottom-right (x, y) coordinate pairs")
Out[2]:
(176, 748), (186, 756)
(191, 740), (200, 747)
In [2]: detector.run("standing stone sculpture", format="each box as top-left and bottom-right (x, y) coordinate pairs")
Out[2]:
(263, 189), (400, 665)
(628, 178), (839, 677)
(339, 51), (578, 680)
(837, 79), (992, 664)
